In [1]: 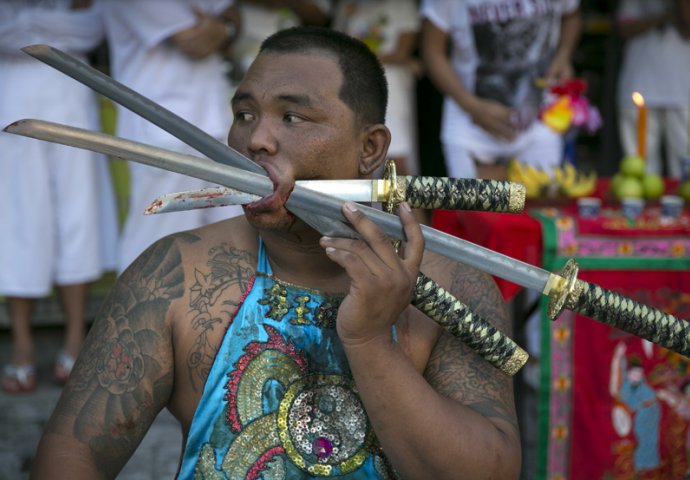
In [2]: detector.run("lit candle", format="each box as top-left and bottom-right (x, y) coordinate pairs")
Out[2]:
(632, 92), (647, 159)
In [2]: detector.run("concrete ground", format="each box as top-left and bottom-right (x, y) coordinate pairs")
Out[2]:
(0, 325), (182, 480)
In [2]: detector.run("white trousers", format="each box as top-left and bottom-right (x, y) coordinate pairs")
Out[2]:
(442, 121), (563, 179)
(0, 132), (119, 297)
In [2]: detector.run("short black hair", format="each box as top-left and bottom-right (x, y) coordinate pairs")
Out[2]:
(259, 26), (388, 126)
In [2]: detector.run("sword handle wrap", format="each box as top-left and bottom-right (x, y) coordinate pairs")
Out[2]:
(412, 272), (528, 375)
(401, 177), (525, 213)
(573, 281), (690, 356)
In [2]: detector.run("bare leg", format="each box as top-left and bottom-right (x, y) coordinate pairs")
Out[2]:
(56, 283), (88, 359)
(7, 296), (37, 365)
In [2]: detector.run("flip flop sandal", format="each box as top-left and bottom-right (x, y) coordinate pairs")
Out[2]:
(53, 352), (76, 385)
(1, 364), (37, 393)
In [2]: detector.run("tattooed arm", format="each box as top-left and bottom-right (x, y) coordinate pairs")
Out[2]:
(421, 261), (521, 477)
(340, 255), (521, 479)
(32, 236), (187, 480)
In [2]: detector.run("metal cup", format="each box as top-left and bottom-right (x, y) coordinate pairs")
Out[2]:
(577, 197), (602, 218)
(660, 195), (684, 218)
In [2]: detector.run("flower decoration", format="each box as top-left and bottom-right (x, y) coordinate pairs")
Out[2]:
(540, 78), (602, 134)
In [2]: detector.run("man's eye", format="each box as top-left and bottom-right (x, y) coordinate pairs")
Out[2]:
(234, 111), (254, 122)
(284, 113), (304, 124)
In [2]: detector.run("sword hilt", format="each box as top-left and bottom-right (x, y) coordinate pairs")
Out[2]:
(378, 159), (525, 213)
(574, 282), (690, 355)
(545, 259), (690, 356)
(412, 272), (528, 376)
(398, 176), (526, 213)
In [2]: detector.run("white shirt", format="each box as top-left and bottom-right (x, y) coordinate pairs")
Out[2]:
(98, 0), (235, 146)
(420, 0), (579, 145)
(0, 0), (104, 126)
(616, 0), (690, 107)
(332, 0), (420, 164)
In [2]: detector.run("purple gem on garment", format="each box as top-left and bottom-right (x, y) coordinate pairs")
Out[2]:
(312, 436), (333, 459)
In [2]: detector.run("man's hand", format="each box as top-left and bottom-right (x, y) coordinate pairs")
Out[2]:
(467, 97), (517, 142)
(544, 55), (574, 85)
(320, 202), (424, 346)
(170, 7), (229, 60)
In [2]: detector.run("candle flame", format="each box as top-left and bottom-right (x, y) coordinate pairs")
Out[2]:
(632, 91), (645, 107)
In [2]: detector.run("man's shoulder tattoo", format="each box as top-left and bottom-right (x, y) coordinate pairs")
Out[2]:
(186, 242), (257, 391)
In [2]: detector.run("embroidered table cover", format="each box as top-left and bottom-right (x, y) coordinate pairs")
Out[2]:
(534, 205), (690, 480)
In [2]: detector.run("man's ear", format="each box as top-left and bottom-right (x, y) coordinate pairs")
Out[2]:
(358, 123), (391, 176)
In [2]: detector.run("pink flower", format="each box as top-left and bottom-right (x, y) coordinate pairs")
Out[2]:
(540, 78), (601, 134)
(585, 106), (602, 133)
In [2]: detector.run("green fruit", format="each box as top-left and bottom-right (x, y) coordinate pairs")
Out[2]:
(641, 174), (665, 199)
(610, 172), (625, 194)
(677, 180), (690, 202)
(620, 155), (646, 178)
(615, 176), (644, 199)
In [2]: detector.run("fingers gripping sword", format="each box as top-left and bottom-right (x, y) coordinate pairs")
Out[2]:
(8, 45), (529, 375)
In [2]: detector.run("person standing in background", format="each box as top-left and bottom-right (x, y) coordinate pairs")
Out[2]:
(0, 0), (119, 392)
(616, 0), (690, 178)
(228, 0), (330, 87)
(98, 0), (245, 274)
(420, 0), (582, 179)
(332, 0), (420, 179)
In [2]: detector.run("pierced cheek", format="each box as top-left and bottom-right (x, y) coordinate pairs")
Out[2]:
(246, 178), (295, 213)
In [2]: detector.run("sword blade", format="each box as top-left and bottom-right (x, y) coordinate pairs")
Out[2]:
(145, 187), (260, 215)
(146, 182), (373, 215)
(21, 45), (265, 175)
(19, 43), (359, 240)
(4, 119), (552, 294)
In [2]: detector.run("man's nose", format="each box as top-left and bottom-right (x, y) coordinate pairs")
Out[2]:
(247, 117), (278, 156)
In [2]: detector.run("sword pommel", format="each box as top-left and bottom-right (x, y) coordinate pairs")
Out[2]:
(509, 183), (527, 213)
(413, 272), (529, 375)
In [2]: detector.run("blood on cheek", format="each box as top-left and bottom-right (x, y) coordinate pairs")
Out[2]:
(245, 179), (295, 214)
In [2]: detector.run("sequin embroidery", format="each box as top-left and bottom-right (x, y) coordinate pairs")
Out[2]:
(181, 249), (397, 479)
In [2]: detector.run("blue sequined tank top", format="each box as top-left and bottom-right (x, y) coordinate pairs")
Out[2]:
(178, 240), (396, 479)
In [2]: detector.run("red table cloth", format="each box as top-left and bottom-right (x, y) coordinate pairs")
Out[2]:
(431, 209), (542, 301)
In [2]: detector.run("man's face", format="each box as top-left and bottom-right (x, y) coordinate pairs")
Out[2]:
(228, 51), (363, 232)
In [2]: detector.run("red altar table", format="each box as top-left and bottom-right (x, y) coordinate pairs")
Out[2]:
(431, 182), (690, 480)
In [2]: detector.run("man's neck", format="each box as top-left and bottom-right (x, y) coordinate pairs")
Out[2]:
(260, 229), (350, 294)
